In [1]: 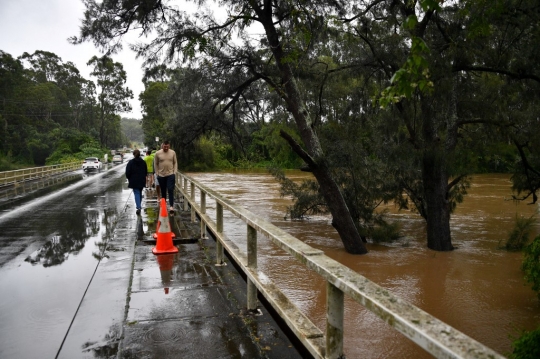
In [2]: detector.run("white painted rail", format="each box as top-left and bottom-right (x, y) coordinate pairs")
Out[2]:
(0, 162), (81, 186)
(176, 172), (505, 359)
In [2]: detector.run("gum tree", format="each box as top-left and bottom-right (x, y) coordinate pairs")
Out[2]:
(87, 55), (133, 147)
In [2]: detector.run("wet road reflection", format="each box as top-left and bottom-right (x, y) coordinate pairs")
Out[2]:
(156, 254), (176, 295)
(0, 164), (130, 358)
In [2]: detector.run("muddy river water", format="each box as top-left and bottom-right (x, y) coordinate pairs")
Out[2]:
(190, 170), (540, 358)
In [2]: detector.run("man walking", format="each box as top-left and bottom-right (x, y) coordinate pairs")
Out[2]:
(154, 140), (178, 213)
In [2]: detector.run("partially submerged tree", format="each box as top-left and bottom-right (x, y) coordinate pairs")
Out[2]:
(336, 0), (539, 251)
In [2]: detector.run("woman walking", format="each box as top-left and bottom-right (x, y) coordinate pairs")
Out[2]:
(126, 149), (148, 215)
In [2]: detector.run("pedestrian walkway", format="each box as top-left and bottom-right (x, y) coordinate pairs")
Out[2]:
(117, 188), (304, 358)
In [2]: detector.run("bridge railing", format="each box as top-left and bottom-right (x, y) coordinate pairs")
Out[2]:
(176, 172), (504, 359)
(0, 162), (81, 187)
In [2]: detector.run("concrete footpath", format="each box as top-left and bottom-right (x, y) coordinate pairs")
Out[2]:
(60, 189), (305, 358)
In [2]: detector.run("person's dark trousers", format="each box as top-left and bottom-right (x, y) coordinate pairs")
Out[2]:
(157, 174), (175, 208)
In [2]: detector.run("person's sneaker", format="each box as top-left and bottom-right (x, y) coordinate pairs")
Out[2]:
(136, 208), (141, 215)
(169, 206), (174, 213)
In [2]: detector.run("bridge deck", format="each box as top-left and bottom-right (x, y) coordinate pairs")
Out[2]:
(117, 189), (303, 358)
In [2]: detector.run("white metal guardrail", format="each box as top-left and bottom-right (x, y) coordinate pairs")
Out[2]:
(176, 172), (504, 359)
(0, 162), (81, 187)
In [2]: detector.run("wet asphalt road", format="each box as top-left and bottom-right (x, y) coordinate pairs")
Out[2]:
(0, 164), (130, 358)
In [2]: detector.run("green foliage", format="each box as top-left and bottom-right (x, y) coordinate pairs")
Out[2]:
(522, 235), (540, 299)
(45, 129), (96, 165)
(502, 215), (537, 251)
(139, 81), (168, 146)
(0, 153), (30, 171)
(378, 0), (443, 107)
(175, 135), (234, 171)
(249, 123), (303, 169)
(270, 168), (326, 219)
(79, 141), (106, 158)
(468, 141), (517, 174)
(28, 135), (52, 166)
(378, 37), (434, 108)
(359, 219), (401, 244)
(0, 49), (131, 167)
(509, 325), (540, 359)
(189, 136), (232, 171)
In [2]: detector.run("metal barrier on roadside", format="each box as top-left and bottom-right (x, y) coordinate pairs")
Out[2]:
(176, 172), (504, 359)
(0, 162), (81, 187)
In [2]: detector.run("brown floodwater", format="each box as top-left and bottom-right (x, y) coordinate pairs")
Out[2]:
(189, 170), (540, 358)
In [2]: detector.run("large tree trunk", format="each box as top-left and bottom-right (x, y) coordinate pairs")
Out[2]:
(312, 162), (369, 253)
(421, 100), (454, 251)
(257, 5), (367, 254)
(99, 99), (105, 146)
(422, 149), (454, 251)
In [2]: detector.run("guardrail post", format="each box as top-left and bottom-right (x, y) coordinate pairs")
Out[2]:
(326, 282), (344, 359)
(183, 178), (189, 211)
(200, 191), (206, 239)
(247, 224), (258, 311)
(216, 202), (224, 266)
(190, 182), (195, 222)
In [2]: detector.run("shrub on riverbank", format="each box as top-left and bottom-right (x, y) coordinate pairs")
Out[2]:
(506, 233), (540, 358)
(509, 325), (540, 359)
(501, 215), (536, 251)
(522, 235), (540, 300)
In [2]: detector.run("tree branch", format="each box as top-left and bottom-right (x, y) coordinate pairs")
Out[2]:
(447, 174), (466, 191)
(455, 65), (540, 83)
(279, 129), (316, 168)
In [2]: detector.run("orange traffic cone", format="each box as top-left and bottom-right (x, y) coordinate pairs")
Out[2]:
(152, 198), (179, 255)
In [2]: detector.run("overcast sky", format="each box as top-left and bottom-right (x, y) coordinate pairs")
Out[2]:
(0, 0), (146, 118)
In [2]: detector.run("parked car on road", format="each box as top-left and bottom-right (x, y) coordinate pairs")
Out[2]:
(112, 154), (123, 164)
(82, 157), (103, 171)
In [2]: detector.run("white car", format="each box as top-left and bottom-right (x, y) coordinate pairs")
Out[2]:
(82, 157), (103, 171)
(112, 154), (123, 164)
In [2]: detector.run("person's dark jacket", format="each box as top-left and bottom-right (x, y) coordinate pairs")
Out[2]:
(126, 157), (147, 189)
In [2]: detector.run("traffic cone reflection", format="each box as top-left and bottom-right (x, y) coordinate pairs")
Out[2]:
(152, 198), (178, 255)
(156, 253), (175, 295)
